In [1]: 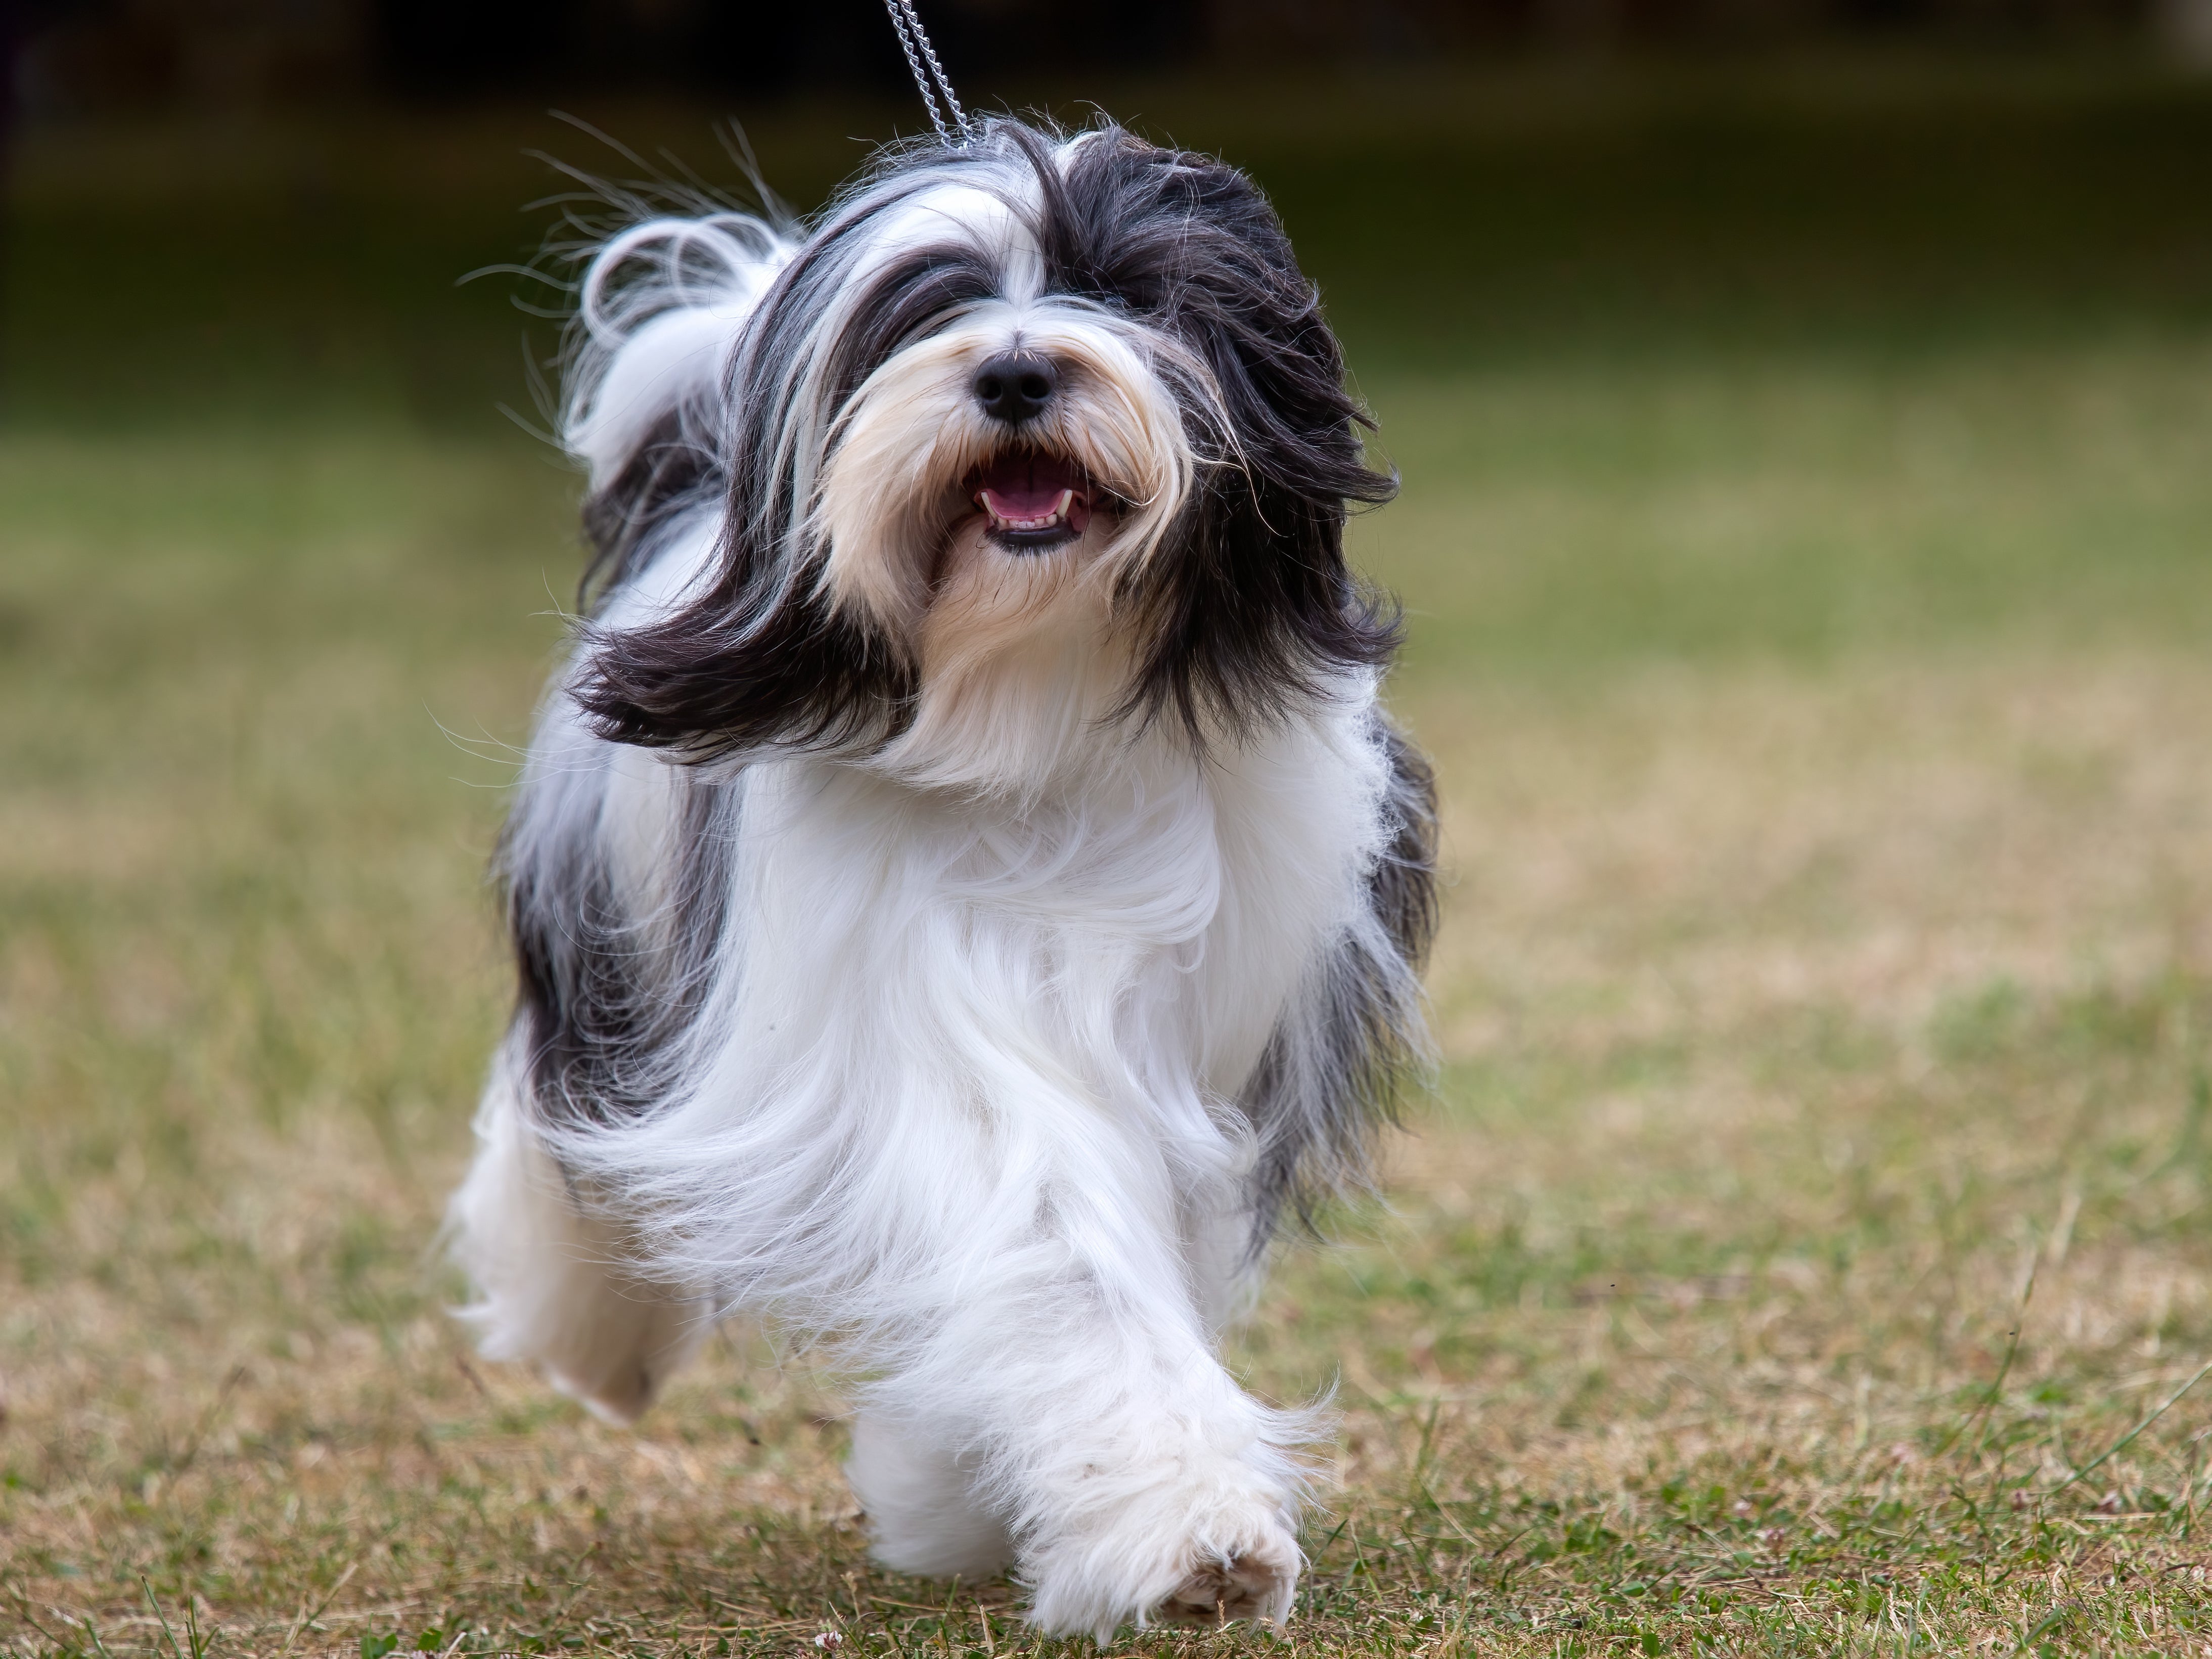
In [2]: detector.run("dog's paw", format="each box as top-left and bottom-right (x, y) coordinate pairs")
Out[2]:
(1023, 1466), (1303, 1637)
(1152, 1532), (1299, 1628)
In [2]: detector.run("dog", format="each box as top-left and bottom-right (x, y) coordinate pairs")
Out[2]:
(447, 115), (1437, 1638)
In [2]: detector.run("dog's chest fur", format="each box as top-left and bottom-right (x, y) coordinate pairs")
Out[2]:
(588, 683), (1389, 1148)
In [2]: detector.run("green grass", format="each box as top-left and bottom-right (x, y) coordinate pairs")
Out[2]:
(9, 54), (2212, 1657)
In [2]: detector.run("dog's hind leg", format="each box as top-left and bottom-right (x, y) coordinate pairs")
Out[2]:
(447, 1033), (709, 1424)
(846, 1412), (1017, 1579)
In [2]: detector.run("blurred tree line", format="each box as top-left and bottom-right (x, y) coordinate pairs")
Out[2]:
(10, 0), (2211, 120)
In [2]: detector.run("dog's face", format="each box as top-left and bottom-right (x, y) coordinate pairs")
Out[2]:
(576, 122), (1396, 790)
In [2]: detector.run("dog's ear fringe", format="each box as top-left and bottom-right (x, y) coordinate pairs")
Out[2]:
(560, 133), (943, 760)
(572, 399), (918, 763)
(572, 571), (918, 761)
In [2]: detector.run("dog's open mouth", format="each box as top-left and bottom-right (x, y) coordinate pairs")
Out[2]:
(967, 450), (1094, 553)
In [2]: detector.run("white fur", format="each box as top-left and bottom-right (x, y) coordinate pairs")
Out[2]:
(450, 1031), (711, 1424)
(450, 138), (1413, 1639)
(567, 213), (792, 489)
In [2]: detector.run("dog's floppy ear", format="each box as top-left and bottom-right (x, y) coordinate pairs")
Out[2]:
(1033, 127), (1400, 740)
(571, 526), (915, 761)
(567, 225), (922, 762)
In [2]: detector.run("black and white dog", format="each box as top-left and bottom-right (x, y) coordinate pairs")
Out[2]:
(449, 117), (1436, 1637)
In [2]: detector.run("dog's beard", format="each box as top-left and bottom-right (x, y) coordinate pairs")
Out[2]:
(813, 305), (1201, 794)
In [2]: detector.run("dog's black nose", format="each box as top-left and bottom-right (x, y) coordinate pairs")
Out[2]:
(973, 353), (1057, 426)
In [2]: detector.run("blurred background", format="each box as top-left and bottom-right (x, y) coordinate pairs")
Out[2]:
(8, 0), (2212, 424)
(12, 0), (2212, 112)
(8, 1), (2212, 1650)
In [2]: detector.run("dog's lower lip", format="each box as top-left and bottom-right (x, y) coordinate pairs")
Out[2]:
(985, 518), (1081, 554)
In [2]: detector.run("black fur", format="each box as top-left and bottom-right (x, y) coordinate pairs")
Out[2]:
(567, 237), (978, 757)
(578, 405), (721, 609)
(1366, 721), (1443, 976)
(1241, 715), (1439, 1247)
(507, 767), (735, 1125)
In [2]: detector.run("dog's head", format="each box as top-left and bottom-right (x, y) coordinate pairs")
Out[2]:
(575, 119), (1397, 792)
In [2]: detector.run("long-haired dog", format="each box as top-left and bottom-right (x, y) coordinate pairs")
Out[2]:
(447, 116), (1437, 1638)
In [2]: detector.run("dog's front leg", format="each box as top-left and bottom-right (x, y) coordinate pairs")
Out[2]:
(997, 1307), (1310, 1638)
(847, 1156), (1312, 1639)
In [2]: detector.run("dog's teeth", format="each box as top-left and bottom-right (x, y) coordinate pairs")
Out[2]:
(979, 488), (1078, 537)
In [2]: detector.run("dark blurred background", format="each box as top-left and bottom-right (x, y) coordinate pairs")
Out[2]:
(10, 0), (2212, 112)
(7, 0), (2212, 439)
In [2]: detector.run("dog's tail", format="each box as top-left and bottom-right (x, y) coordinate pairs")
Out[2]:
(562, 212), (796, 600)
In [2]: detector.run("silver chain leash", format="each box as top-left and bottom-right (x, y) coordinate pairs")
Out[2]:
(882, 0), (974, 146)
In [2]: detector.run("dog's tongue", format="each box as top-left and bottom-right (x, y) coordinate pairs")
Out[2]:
(975, 452), (1089, 523)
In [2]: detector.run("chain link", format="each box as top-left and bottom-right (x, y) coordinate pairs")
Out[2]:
(882, 0), (974, 146)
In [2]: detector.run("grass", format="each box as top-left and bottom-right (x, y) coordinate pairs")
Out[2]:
(8, 53), (2212, 1657)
